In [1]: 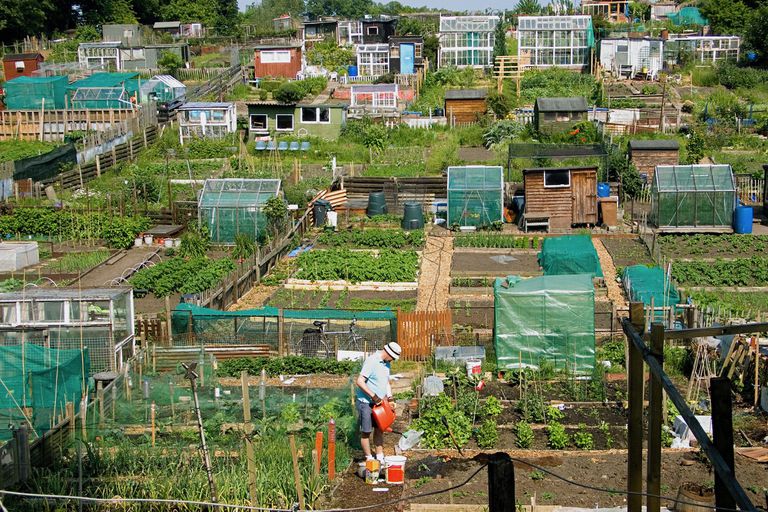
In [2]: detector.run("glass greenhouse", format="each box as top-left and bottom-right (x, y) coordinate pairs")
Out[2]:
(198, 179), (282, 244)
(517, 15), (594, 69)
(447, 166), (504, 228)
(649, 164), (736, 230)
(438, 16), (498, 68)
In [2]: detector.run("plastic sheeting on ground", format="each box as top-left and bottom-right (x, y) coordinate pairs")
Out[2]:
(538, 235), (603, 278)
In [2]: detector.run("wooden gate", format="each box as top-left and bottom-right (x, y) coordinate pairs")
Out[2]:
(396, 310), (453, 361)
(572, 170), (598, 225)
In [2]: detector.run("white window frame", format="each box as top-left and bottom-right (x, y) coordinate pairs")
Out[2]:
(367, 26), (379, 35)
(300, 107), (331, 124)
(250, 114), (268, 131)
(275, 114), (294, 131)
(261, 50), (292, 64)
(14, 61), (25, 72)
(543, 170), (571, 188)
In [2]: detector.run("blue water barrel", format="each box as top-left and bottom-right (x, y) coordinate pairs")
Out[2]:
(734, 205), (753, 234)
(347, 65), (358, 77)
(511, 196), (525, 213)
(597, 182), (611, 198)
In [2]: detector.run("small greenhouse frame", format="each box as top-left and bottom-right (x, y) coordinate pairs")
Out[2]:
(198, 179), (282, 244)
(447, 166), (504, 228)
(649, 164), (736, 231)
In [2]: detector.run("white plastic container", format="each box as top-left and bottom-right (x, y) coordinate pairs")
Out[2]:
(144, 235), (154, 245)
(384, 455), (406, 484)
(164, 239), (174, 248)
(466, 359), (482, 379)
(174, 239), (181, 247)
(134, 237), (143, 247)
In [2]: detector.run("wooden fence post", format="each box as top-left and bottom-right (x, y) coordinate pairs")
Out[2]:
(627, 302), (645, 512)
(13, 425), (30, 484)
(647, 323), (665, 512)
(241, 371), (258, 504)
(711, 377), (736, 512)
(488, 452), (515, 512)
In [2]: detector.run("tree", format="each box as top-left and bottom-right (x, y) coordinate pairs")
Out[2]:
(0, 0), (54, 43)
(305, 0), (374, 19)
(274, 82), (305, 103)
(306, 39), (355, 72)
(423, 35), (439, 67)
(159, 51), (184, 77)
(745, 3), (768, 63)
(493, 13), (507, 60)
(161, 0), (220, 27)
(395, 17), (438, 36)
(699, 0), (751, 37)
(628, 1), (650, 21)
(514, 0), (541, 15)
(214, 0), (240, 35)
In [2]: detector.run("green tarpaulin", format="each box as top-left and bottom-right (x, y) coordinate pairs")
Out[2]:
(623, 265), (680, 321)
(538, 235), (603, 277)
(494, 274), (595, 373)
(4, 76), (68, 110)
(0, 343), (89, 440)
(668, 7), (707, 26)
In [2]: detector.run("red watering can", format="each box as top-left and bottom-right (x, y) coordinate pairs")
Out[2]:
(372, 400), (396, 432)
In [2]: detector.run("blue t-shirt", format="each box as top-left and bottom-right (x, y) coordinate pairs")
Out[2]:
(355, 351), (391, 403)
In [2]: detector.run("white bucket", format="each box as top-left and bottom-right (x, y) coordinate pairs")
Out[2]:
(134, 237), (143, 247)
(144, 235), (154, 245)
(174, 239), (181, 247)
(466, 359), (482, 379)
(164, 239), (174, 248)
(384, 455), (406, 484)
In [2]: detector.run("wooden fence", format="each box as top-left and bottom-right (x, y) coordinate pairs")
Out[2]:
(187, 64), (244, 101)
(397, 309), (453, 361)
(735, 174), (763, 206)
(0, 107), (143, 141)
(132, 67), (235, 81)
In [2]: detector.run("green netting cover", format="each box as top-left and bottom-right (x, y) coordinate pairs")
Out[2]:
(0, 343), (89, 440)
(668, 7), (707, 26)
(538, 235), (603, 277)
(623, 265), (680, 321)
(650, 165), (735, 228)
(447, 166), (504, 228)
(494, 274), (595, 373)
(67, 73), (141, 109)
(4, 76), (68, 110)
(198, 179), (282, 244)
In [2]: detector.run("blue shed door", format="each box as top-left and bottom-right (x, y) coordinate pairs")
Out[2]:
(400, 43), (415, 74)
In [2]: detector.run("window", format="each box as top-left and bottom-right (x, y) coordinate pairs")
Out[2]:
(276, 114), (294, 131)
(261, 50), (291, 64)
(39, 301), (65, 322)
(14, 61), (24, 72)
(0, 304), (16, 324)
(250, 114), (267, 130)
(300, 107), (330, 123)
(367, 26), (379, 35)
(544, 170), (571, 188)
(210, 110), (225, 122)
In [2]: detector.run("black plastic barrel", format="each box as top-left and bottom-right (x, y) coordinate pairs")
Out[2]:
(401, 202), (424, 230)
(313, 199), (331, 226)
(366, 191), (388, 217)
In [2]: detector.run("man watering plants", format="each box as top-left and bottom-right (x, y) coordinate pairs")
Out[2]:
(356, 341), (401, 461)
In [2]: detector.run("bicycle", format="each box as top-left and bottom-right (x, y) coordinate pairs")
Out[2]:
(299, 318), (367, 359)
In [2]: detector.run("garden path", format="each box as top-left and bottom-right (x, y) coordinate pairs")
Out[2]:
(593, 238), (627, 308)
(75, 246), (160, 288)
(416, 233), (453, 311)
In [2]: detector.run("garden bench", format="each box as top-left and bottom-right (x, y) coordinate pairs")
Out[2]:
(523, 212), (550, 233)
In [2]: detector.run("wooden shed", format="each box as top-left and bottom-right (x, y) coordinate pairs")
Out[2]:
(444, 89), (488, 125)
(628, 139), (679, 181)
(534, 97), (588, 135)
(523, 166), (598, 230)
(2, 53), (44, 81)
(254, 42), (303, 79)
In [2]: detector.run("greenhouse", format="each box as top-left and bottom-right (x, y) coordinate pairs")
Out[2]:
(494, 274), (595, 373)
(3, 75), (68, 110)
(438, 16), (498, 68)
(446, 166), (504, 228)
(517, 15), (595, 69)
(649, 164), (736, 231)
(139, 74), (186, 104)
(66, 72), (141, 109)
(198, 179), (282, 244)
(538, 234), (603, 277)
(623, 265), (681, 321)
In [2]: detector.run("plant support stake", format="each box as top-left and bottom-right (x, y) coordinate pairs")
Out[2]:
(183, 362), (218, 503)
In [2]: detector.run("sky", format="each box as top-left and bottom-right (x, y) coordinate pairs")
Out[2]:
(238, 0), (515, 13)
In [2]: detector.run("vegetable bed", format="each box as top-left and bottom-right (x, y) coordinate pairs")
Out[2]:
(454, 234), (543, 249)
(316, 228), (424, 249)
(671, 256), (768, 286)
(294, 249), (419, 283)
(130, 257), (236, 297)
(659, 234), (768, 259)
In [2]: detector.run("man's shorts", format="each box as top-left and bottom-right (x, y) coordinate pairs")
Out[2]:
(356, 400), (373, 434)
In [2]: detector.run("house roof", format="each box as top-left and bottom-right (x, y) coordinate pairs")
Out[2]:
(0, 287), (131, 301)
(150, 74), (186, 90)
(444, 89), (488, 100)
(628, 139), (680, 150)
(245, 100), (348, 108)
(254, 41), (303, 49)
(2, 53), (43, 61)
(179, 102), (233, 110)
(522, 165), (598, 174)
(154, 21), (182, 29)
(535, 97), (588, 112)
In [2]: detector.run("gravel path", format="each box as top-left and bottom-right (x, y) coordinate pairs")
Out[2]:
(593, 238), (627, 308)
(228, 285), (278, 310)
(416, 234), (454, 311)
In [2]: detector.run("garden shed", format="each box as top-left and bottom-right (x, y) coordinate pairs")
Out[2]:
(2, 53), (44, 81)
(649, 164), (736, 232)
(444, 89), (488, 125)
(3, 75), (68, 109)
(628, 139), (679, 181)
(494, 274), (595, 373)
(599, 38), (663, 79)
(522, 165), (598, 229)
(178, 102), (237, 144)
(538, 234), (603, 277)
(534, 97), (588, 134)
(447, 166), (504, 228)
(254, 42), (303, 79)
(198, 178), (282, 244)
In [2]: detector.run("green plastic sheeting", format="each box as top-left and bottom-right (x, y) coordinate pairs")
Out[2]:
(198, 179), (281, 244)
(623, 265), (680, 321)
(668, 7), (707, 26)
(538, 235), (603, 277)
(0, 343), (89, 440)
(67, 72), (141, 109)
(494, 274), (595, 373)
(447, 166), (504, 228)
(4, 76), (68, 110)
(650, 165), (736, 229)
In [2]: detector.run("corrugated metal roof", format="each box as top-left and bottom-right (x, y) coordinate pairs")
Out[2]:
(445, 89), (488, 100)
(535, 97), (588, 112)
(350, 84), (398, 93)
(629, 139), (679, 150)
(152, 74), (186, 90)
(2, 53), (43, 61)
(179, 102), (234, 110)
(153, 21), (181, 29)
(0, 287), (131, 301)
(254, 42), (303, 49)
(523, 165), (597, 174)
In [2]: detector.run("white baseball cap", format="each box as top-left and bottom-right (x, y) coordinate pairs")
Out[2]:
(383, 342), (402, 360)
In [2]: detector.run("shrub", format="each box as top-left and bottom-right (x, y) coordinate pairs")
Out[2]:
(573, 424), (594, 450)
(514, 420), (534, 448)
(546, 422), (569, 449)
(475, 419), (499, 448)
(545, 406), (565, 423)
(415, 394), (473, 449)
(481, 396), (503, 418)
(274, 82), (304, 103)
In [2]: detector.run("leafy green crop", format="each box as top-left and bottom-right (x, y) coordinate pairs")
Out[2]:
(130, 257), (235, 297)
(295, 249), (419, 283)
(317, 229), (425, 249)
(414, 394), (472, 449)
(546, 422), (570, 449)
(475, 419), (499, 449)
(573, 424), (594, 450)
(454, 234), (542, 249)
(671, 257), (768, 286)
(514, 420), (534, 448)
(217, 356), (359, 377)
